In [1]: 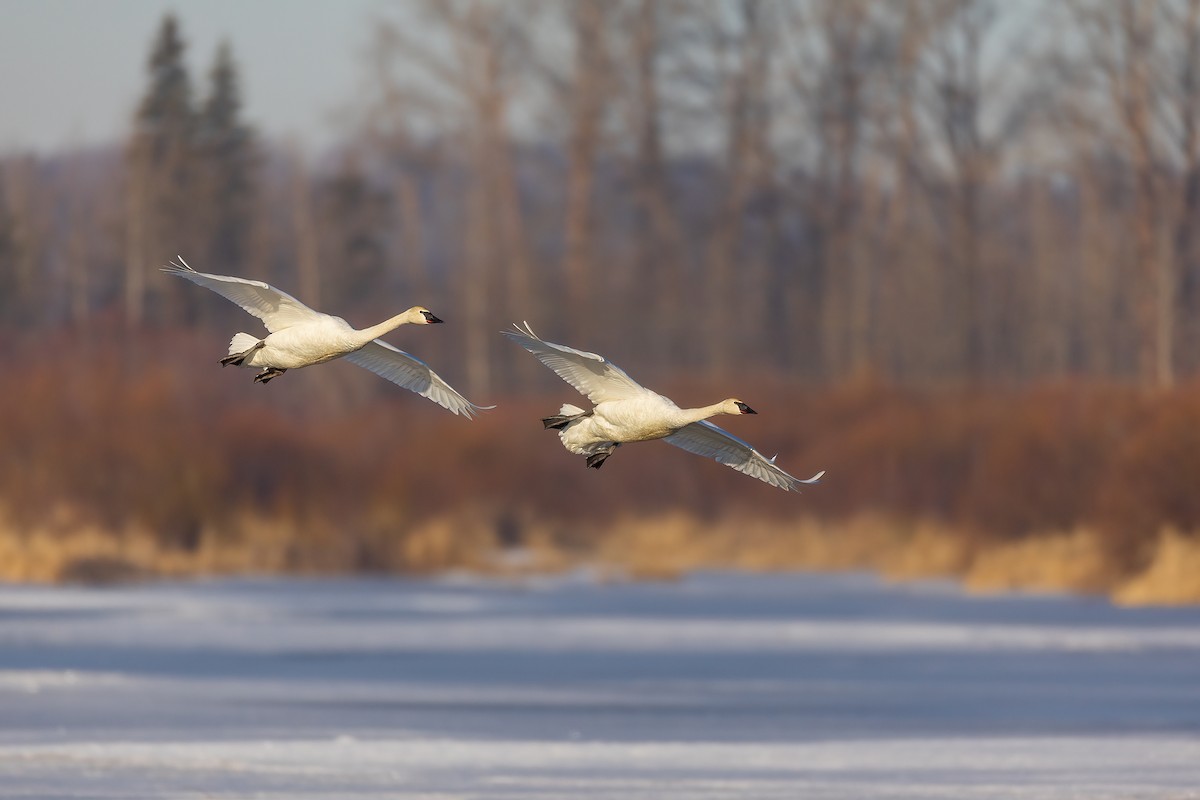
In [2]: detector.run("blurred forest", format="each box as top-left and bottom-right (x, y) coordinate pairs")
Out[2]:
(4, 0), (1200, 603)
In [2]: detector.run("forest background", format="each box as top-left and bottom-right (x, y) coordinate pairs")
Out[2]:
(4, 0), (1200, 604)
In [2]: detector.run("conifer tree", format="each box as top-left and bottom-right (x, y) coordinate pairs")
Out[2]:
(318, 154), (391, 313)
(0, 170), (18, 326)
(126, 14), (199, 326)
(137, 15), (194, 155)
(197, 40), (256, 276)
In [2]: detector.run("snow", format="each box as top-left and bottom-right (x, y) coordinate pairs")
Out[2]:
(1, 571), (1198, 798)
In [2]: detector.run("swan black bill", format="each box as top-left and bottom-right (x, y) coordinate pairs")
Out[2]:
(735, 402), (756, 414)
(422, 311), (444, 324)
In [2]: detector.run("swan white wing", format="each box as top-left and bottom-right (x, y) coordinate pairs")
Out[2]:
(502, 321), (648, 404)
(663, 420), (825, 493)
(343, 340), (492, 419)
(162, 257), (318, 333)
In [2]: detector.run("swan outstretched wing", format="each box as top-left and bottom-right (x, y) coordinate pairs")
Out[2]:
(502, 321), (648, 404)
(344, 340), (492, 419)
(664, 420), (824, 493)
(162, 257), (318, 333)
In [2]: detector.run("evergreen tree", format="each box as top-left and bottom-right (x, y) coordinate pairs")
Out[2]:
(318, 154), (392, 312)
(136, 15), (194, 155)
(197, 40), (256, 275)
(0, 169), (18, 326)
(126, 14), (199, 326)
(0, 160), (44, 329)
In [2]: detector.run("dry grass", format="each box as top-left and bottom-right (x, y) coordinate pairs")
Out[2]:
(588, 515), (1200, 606)
(0, 503), (498, 584)
(962, 529), (1118, 596)
(4, 500), (1200, 606)
(590, 513), (974, 581)
(1114, 530), (1200, 606)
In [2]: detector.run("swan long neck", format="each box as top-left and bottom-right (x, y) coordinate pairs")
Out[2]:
(355, 312), (417, 345)
(673, 401), (733, 427)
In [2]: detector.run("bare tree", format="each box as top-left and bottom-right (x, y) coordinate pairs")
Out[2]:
(560, 0), (613, 343)
(697, 0), (777, 377)
(620, 0), (686, 365)
(1065, 0), (1180, 386)
(393, 169), (430, 303)
(780, 0), (883, 379)
(923, 0), (1010, 381)
(1161, 0), (1200, 375)
(367, 0), (537, 396)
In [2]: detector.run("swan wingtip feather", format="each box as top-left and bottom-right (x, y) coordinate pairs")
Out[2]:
(162, 255), (195, 274)
(459, 402), (497, 419)
(502, 321), (535, 339)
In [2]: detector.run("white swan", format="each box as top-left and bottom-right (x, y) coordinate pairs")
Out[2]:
(503, 322), (824, 492)
(163, 257), (490, 418)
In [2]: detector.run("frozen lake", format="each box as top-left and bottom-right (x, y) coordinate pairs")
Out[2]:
(1, 571), (1198, 798)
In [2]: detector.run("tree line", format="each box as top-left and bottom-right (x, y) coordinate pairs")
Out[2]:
(4, 1), (1200, 397)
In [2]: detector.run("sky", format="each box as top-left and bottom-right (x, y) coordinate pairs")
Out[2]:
(0, 0), (384, 155)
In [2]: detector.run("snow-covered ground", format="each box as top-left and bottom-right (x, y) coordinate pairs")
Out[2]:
(1, 571), (1198, 798)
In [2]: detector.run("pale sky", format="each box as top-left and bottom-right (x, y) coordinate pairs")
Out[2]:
(0, 0), (384, 155)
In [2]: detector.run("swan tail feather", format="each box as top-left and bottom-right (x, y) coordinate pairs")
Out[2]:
(228, 332), (260, 355)
(222, 332), (262, 367)
(542, 403), (591, 430)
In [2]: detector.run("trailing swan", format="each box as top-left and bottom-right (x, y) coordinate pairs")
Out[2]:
(163, 257), (490, 418)
(503, 322), (824, 492)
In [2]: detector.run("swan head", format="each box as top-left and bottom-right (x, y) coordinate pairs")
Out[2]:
(723, 399), (756, 415)
(409, 306), (443, 324)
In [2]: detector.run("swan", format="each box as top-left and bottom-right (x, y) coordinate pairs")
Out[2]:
(163, 257), (490, 418)
(502, 322), (824, 492)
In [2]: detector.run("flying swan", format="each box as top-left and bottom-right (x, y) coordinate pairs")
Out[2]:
(163, 257), (490, 418)
(503, 322), (824, 492)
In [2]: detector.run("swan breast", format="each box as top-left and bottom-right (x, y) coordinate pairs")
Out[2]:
(261, 316), (361, 368)
(591, 395), (682, 442)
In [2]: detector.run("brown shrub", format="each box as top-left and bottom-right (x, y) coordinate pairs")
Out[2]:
(8, 330), (1200, 599)
(1095, 388), (1200, 560)
(961, 384), (1140, 539)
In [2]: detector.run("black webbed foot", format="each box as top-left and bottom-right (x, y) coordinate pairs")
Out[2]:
(543, 410), (592, 430)
(221, 341), (264, 368)
(585, 443), (619, 470)
(253, 367), (286, 384)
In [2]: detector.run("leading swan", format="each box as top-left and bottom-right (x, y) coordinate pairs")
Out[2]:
(503, 322), (824, 492)
(163, 257), (489, 418)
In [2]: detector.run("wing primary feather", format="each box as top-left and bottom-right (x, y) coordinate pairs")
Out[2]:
(663, 420), (821, 493)
(502, 320), (648, 403)
(344, 339), (491, 419)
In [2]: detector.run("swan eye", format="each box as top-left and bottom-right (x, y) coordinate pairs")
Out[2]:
(421, 310), (444, 324)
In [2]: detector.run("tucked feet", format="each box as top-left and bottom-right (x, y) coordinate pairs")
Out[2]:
(543, 410), (591, 430)
(220, 342), (264, 367)
(253, 367), (287, 384)
(585, 443), (619, 470)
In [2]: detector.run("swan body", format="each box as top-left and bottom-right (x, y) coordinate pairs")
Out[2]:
(503, 322), (824, 492)
(163, 257), (490, 418)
